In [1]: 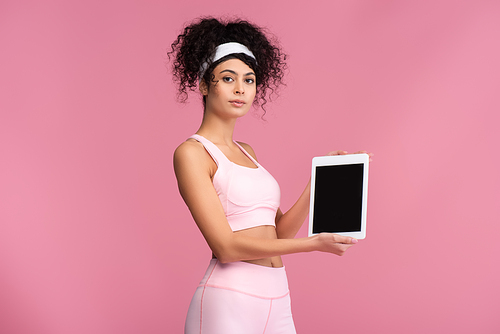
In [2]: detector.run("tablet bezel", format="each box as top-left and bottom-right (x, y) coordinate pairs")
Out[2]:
(308, 153), (369, 239)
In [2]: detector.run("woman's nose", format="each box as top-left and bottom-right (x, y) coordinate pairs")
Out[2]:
(234, 79), (245, 94)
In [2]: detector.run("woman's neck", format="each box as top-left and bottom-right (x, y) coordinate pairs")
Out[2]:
(196, 111), (237, 146)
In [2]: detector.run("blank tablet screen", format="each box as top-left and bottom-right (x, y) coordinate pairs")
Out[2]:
(312, 163), (364, 233)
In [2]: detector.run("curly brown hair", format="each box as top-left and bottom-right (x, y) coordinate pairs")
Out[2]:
(168, 17), (287, 113)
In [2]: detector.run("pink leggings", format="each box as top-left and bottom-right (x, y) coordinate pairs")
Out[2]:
(185, 259), (296, 334)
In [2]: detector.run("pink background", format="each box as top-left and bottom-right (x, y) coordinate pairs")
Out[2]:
(1, 1), (499, 333)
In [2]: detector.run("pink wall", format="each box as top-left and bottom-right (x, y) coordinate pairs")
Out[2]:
(1, 1), (499, 333)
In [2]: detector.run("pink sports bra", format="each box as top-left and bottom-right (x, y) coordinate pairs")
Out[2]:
(189, 134), (281, 232)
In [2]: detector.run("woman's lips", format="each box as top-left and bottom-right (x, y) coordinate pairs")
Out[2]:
(229, 100), (245, 107)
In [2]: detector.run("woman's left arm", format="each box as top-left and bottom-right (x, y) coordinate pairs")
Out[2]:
(274, 179), (311, 239)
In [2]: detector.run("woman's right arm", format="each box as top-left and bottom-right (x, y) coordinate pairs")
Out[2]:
(173, 141), (357, 263)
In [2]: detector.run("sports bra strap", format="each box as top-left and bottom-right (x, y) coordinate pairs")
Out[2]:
(190, 134), (259, 168)
(189, 134), (227, 167)
(233, 141), (260, 167)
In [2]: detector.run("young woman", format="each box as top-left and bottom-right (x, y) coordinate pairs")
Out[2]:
(170, 17), (368, 334)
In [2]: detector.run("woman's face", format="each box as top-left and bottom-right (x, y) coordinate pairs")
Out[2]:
(202, 58), (257, 119)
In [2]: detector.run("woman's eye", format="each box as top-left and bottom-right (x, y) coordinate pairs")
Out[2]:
(222, 77), (233, 82)
(245, 78), (255, 84)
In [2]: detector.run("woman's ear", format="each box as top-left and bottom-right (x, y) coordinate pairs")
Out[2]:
(199, 80), (208, 96)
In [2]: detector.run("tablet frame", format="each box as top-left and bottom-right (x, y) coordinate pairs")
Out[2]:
(308, 153), (369, 239)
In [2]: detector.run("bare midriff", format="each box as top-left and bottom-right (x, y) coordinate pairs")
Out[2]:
(212, 225), (283, 268)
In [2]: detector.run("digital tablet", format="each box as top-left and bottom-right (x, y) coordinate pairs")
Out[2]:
(308, 154), (369, 239)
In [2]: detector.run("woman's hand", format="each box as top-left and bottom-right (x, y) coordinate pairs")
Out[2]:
(314, 233), (358, 256)
(327, 150), (374, 162)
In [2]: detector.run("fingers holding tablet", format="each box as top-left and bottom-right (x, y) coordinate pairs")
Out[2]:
(315, 233), (359, 256)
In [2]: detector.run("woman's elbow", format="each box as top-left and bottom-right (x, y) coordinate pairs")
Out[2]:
(213, 251), (239, 264)
(211, 243), (239, 264)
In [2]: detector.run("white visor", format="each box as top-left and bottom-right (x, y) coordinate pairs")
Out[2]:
(199, 42), (256, 81)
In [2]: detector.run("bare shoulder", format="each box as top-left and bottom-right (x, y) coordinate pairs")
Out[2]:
(173, 139), (212, 174)
(174, 139), (203, 161)
(236, 141), (258, 161)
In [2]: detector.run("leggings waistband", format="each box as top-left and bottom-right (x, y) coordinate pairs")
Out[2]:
(199, 259), (289, 299)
